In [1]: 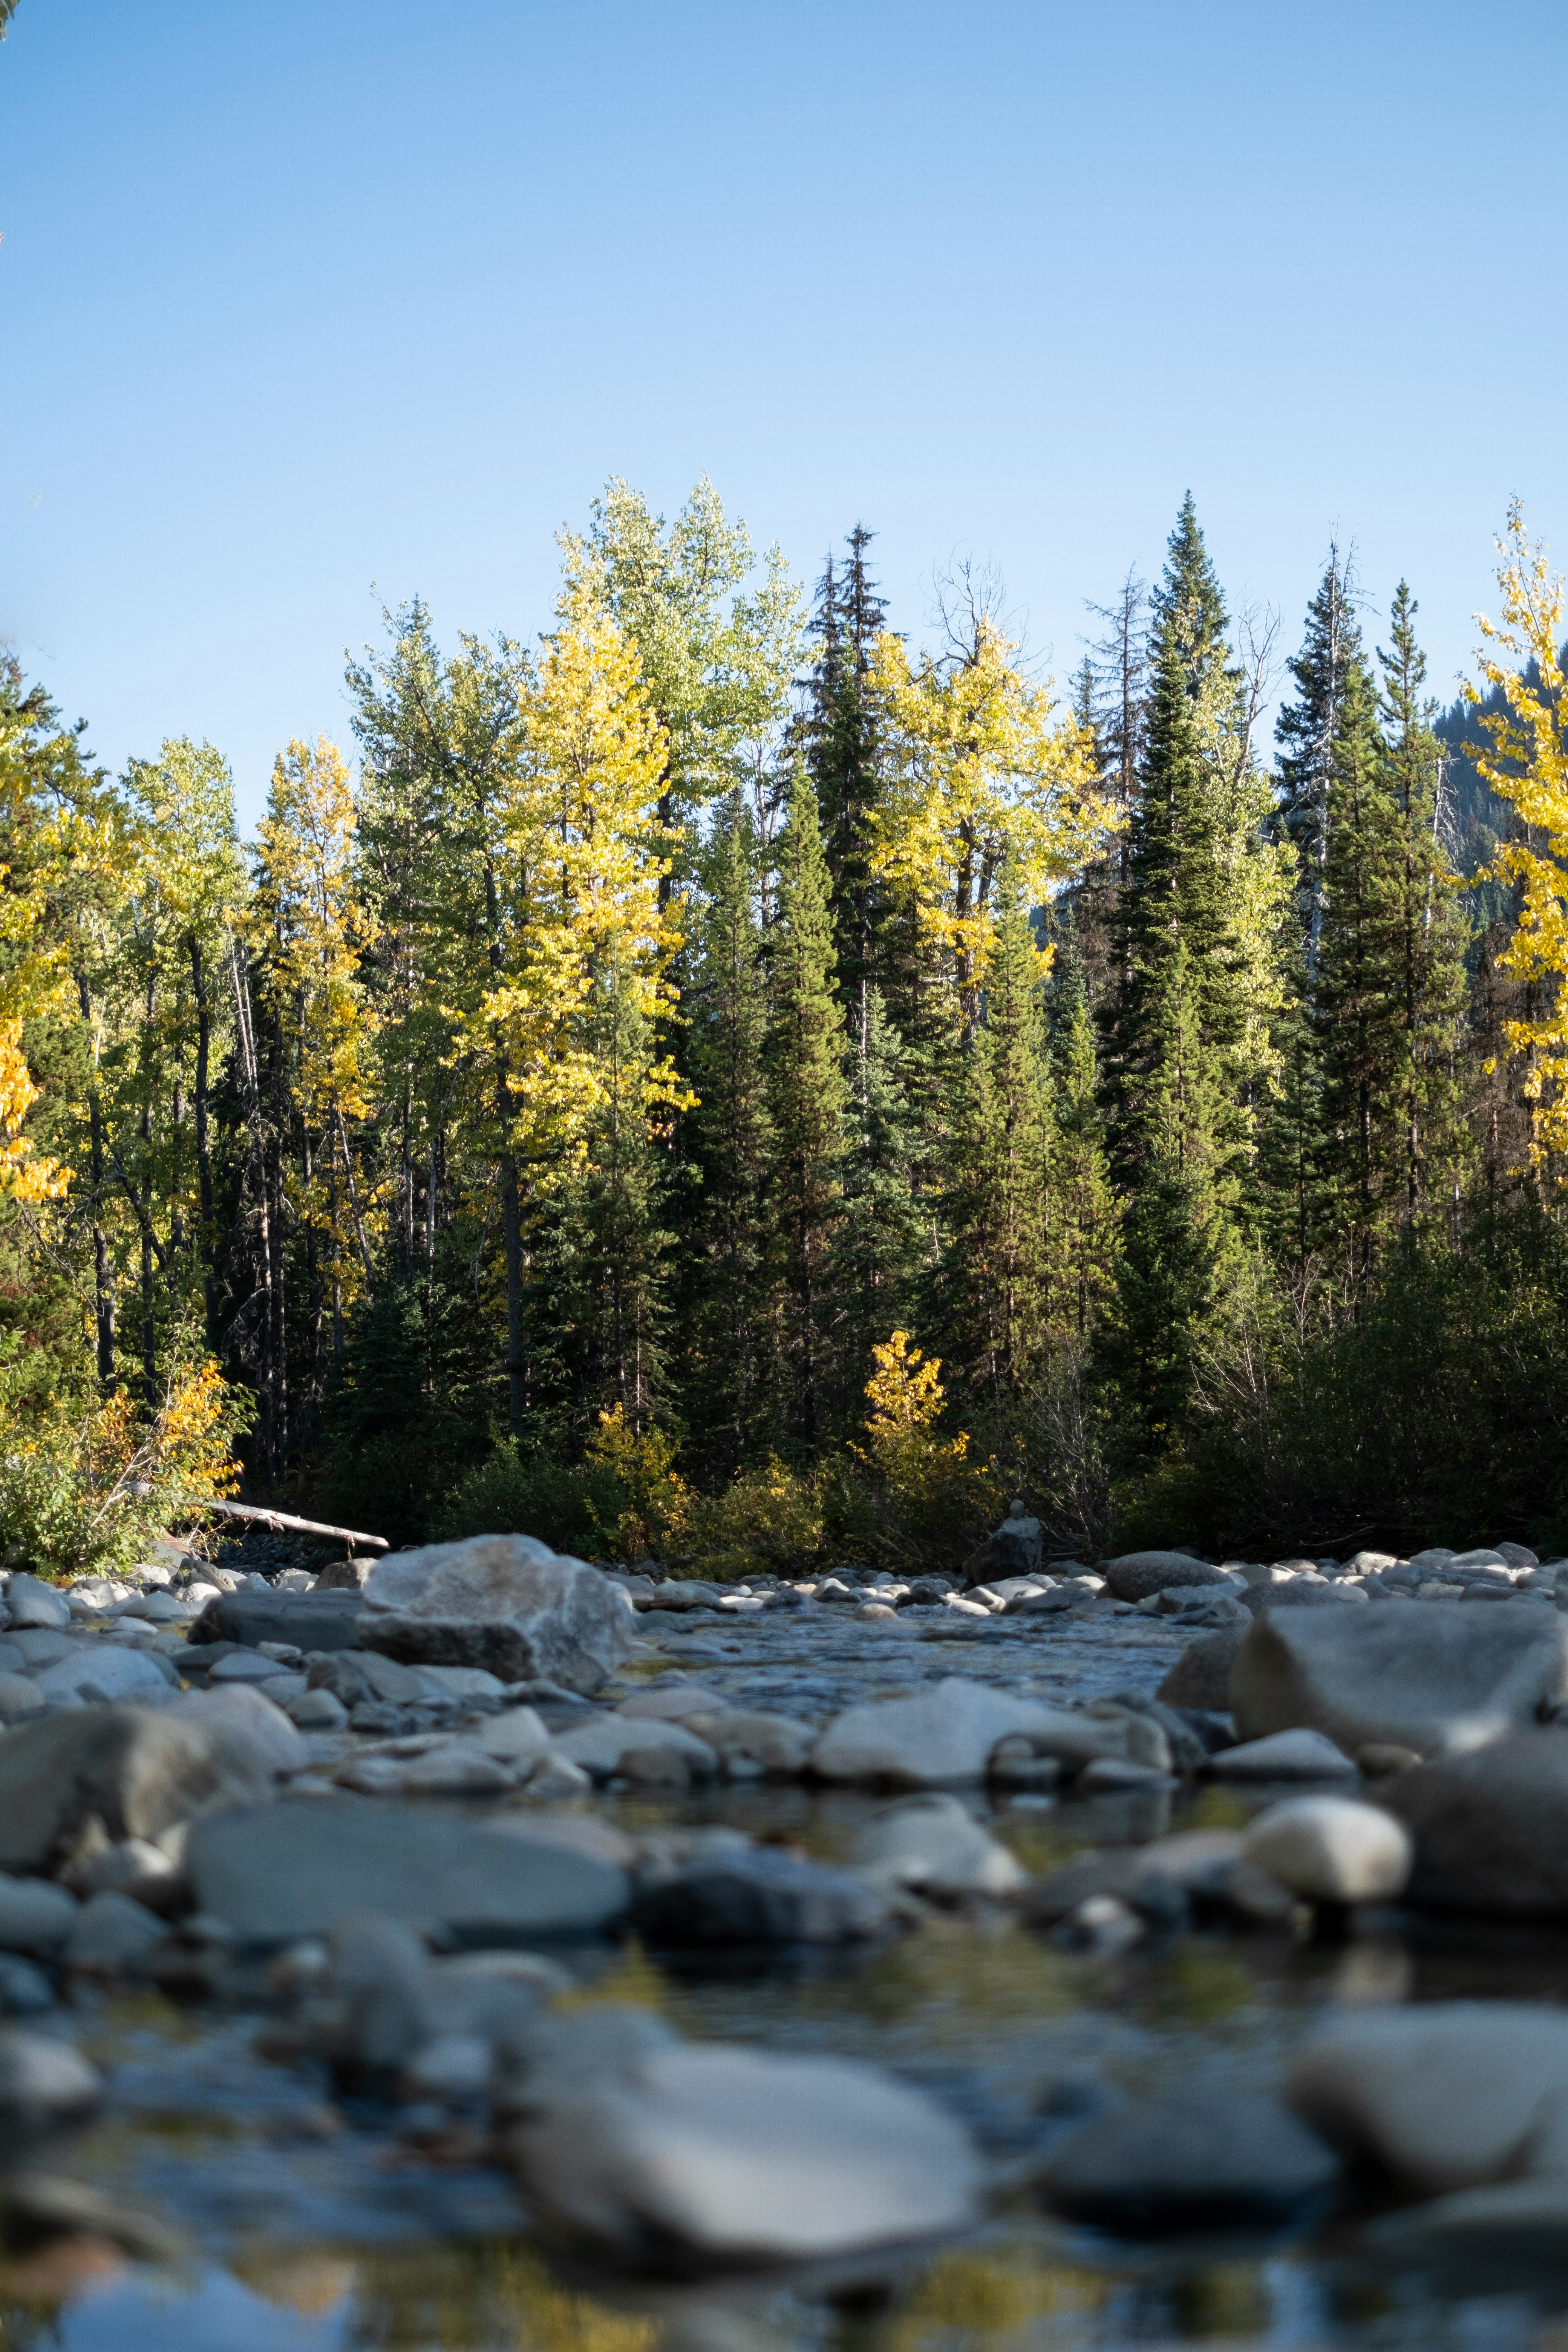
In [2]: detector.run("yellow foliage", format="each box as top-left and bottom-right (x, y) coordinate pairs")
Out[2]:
(585, 1403), (694, 1559)
(869, 621), (1121, 1014)
(0, 1018), (67, 1202)
(856, 1330), (970, 1495)
(1469, 502), (1568, 1168)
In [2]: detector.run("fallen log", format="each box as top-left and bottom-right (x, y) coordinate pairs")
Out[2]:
(194, 1498), (389, 1555)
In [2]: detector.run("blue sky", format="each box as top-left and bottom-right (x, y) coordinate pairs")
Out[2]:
(2, 0), (1565, 828)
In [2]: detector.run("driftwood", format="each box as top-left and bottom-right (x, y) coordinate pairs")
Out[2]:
(196, 1498), (389, 1555)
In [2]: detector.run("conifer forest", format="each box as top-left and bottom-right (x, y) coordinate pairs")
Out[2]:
(4, 483), (1567, 1576)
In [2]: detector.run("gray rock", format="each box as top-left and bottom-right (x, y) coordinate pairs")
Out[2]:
(1285, 2002), (1568, 2193)
(989, 1502), (1043, 1580)
(851, 1794), (1024, 1898)
(4, 1576), (72, 1631)
(617, 1683), (731, 1721)
(168, 1683), (310, 1774)
(1100, 1552), (1227, 1603)
(75, 1837), (186, 1914)
(0, 1675), (43, 1721)
(812, 1678), (1141, 1786)
(683, 1710), (813, 1777)
(191, 1588), (365, 1655)
(185, 1798), (630, 1943)
(64, 1889), (168, 1973)
(635, 1846), (895, 1943)
(358, 1535), (634, 1694)
(8, 1631), (75, 1667)
(0, 1705), (279, 1874)
(1230, 1602), (1568, 1758)
(207, 1648), (290, 1682)
(334, 1741), (519, 1797)
(1038, 2091), (1338, 2231)
(1206, 1728), (1356, 1780)
(1238, 1577), (1369, 1614)
(1155, 1626), (1246, 1710)
(1240, 1796), (1412, 1903)
(0, 1955), (55, 2014)
(1382, 1730), (1568, 1915)
(0, 1877), (78, 1955)
(306, 1648), (427, 1707)
(32, 1646), (172, 1704)
(0, 2029), (101, 2130)
(554, 1714), (718, 1784)
(510, 2037), (981, 2262)
(312, 1556), (374, 1592)
(283, 1686), (350, 1731)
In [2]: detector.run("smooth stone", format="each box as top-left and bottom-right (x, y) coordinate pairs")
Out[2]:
(472, 1707), (551, 1763)
(1039, 2091), (1339, 2231)
(207, 1648), (291, 1682)
(812, 1678), (1142, 1787)
(554, 1715), (718, 1783)
(1206, 1729), (1355, 1781)
(988, 1507), (1044, 1580)
(0, 1955), (55, 2014)
(0, 2029), (101, 2130)
(306, 1649), (426, 1707)
(1383, 1731), (1568, 1915)
(1238, 1578), (1369, 1613)
(510, 2040), (981, 2261)
(63, 1888), (168, 1973)
(283, 1686), (350, 1732)
(411, 1664), (508, 1700)
(168, 1683), (311, 1774)
(1241, 1796), (1412, 1903)
(185, 1798), (630, 1943)
(0, 1675), (44, 1721)
(76, 1838), (185, 1914)
(191, 1587), (366, 1655)
(1076, 1756), (1176, 1792)
(850, 1793), (1024, 1898)
(8, 1632), (75, 1668)
(3, 1577), (72, 1632)
(683, 1710), (813, 1777)
(1155, 1627), (1246, 1711)
(1286, 2002), (1568, 2193)
(335, 1742), (519, 1797)
(635, 1846), (895, 1943)
(32, 1647), (170, 1704)
(1230, 1603), (1568, 1758)
(358, 1536), (634, 1694)
(0, 1877), (78, 1955)
(1366, 2177), (1568, 2282)
(0, 1706), (279, 1874)
(1100, 1553), (1226, 1603)
(617, 1683), (731, 1721)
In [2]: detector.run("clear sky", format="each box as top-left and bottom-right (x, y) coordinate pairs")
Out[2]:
(3, 0), (1565, 828)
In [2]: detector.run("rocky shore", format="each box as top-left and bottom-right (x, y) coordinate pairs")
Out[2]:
(2, 1519), (1568, 2344)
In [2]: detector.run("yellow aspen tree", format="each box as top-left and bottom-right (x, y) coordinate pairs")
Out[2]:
(471, 580), (690, 1431)
(1468, 504), (1568, 1171)
(868, 618), (1121, 1029)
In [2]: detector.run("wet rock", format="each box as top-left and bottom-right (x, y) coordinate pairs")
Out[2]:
(32, 1646), (171, 1704)
(306, 1649), (426, 1708)
(208, 1648), (292, 1683)
(190, 1588), (365, 1654)
(812, 1678), (1145, 1786)
(1238, 1578), (1369, 1613)
(1230, 1602), (1568, 1758)
(1056, 1891), (1146, 1953)
(185, 1797), (630, 1942)
(618, 1683), (731, 1721)
(635, 1845), (895, 1943)
(0, 1877), (77, 1955)
(358, 1535), (634, 1694)
(1104, 1691), (1211, 1773)
(0, 2030), (101, 2131)
(4, 1576), (72, 1632)
(0, 1955), (55, 2014)
(554, 1714), (718, 1784)
(510, 2037), (981, 2262)
(1240, 1796), (1412, 1904)
(850, 1793), (1024, 1899)
(683, 1711), (813, 1777)
(989, 1502), (1043, 1581)
(0, 1705), (279, 1874)
(1099, 1552), (1227, 1603)
(335, 1741), (520, 1798)
(1366, 2177), (1568, 2282)
(64, 1888), (169, 1973)
(1285, 2002), (1568, 2193)
(1038, 2090), (1339, 2231)
(1382, 1730), (1568, 1915)
(1154, 1626), (1245, 1710)
(1077, 1756), (1174, 1792)
(1206, 1728), (1355, 1780)
(283, 1686), (349, 1732)
(169, 1683), (310, 1774)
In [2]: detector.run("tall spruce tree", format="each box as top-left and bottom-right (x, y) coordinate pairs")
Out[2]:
(1048, 942), (1118, 1338)
(675, 793), (773, 1472)
(803, 526), (889, 1069)
(832, 985), (924, 1419)
(1276, 549), (1358, 976)
(765, 764), (849, 1446)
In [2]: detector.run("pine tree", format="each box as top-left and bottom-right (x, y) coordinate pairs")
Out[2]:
(833, 986), (925, 1424)
(1047, 943), (1118, 1337)
(765, 765), (849, 1446)
(802, 526), (889, 1061)
(675, 793), (773, 1472)
(1276, 548), (1359, 975)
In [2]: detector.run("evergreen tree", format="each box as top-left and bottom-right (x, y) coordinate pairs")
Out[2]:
(802, 526), (889, 1062)
(675, 793), (773, 1472)
(832, 985), (925, 1421)
(1276, 548), (1359, 975)
(1047, 943), (1118, 1338)
(765, 765), (849, 1446)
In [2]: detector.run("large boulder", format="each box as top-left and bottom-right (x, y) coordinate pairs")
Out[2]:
(1285, 2003), (1568, 2193)
(634, 1847), (895, 1943)
(0, 1705), (279, 1874)
(190, 1586), (365, 1654)
(357, 1536), (634, 1694)
(32, 1646), (172, 1703)
(810, 1679), (1145, 1786)
(1038, 2091), (1338, 2231)
(1155, 1626), (1245, 1710)
(3, 1575), (72, 1632)
(510, 2035), (981, 2262)
(1100, 1551), (1228, 1603)
(1382, 1731), (1568, 1915)
(185, 1796), (630, 1943)
(1228, 1601), (1568, 1758)
(988, 1503), (1043, 1582)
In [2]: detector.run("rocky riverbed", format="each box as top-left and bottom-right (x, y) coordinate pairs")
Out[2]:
(3, 1526), (1568, 2348)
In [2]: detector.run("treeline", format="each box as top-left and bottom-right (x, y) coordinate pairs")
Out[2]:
(2, 484), (1566, 1572)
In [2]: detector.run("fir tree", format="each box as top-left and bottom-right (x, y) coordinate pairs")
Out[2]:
(1276, 548), (1359, 975)
(832, 985), (925, 1419)
(802, 526), (888, 1063)
(765, 764), (849, 1446)
(1048, 943), (1118, 1338)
